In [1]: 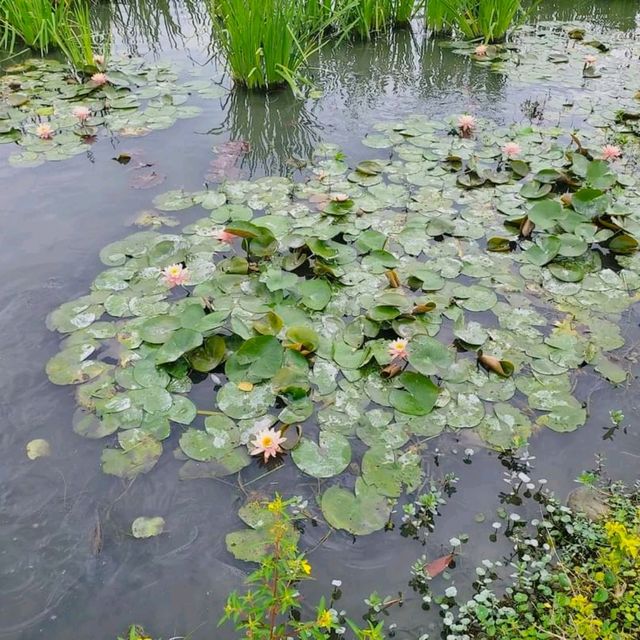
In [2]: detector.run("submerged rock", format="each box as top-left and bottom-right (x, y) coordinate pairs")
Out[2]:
(567, 486), (610, 521)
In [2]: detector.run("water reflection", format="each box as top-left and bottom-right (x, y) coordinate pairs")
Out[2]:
(535, 0), (640, 32)
(213, 89), (322, 177)
(91, 0), (211, 55)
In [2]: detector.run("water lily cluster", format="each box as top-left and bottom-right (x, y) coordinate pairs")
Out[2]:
(0, 57), (224, 167)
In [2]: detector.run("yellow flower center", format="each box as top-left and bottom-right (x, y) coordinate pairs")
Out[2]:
(261, 436), (273, 447)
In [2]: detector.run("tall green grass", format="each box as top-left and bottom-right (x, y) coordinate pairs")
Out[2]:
(0, 0), (70, 53)
(55, 2), (108, 72)
(210, 0), (333, 92)
(424, 0), (454, 35)
(438, 0), (528, 43)
(336, 0), (417, 39)
(0, 0), (106, 72)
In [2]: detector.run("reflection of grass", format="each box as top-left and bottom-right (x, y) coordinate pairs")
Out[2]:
(92, 0), (209, 54)
(214, 89), (321, 176)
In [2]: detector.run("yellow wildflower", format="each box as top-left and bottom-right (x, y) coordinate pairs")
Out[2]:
(267, 495), (285, 514)
(604, 521), (626, 539)
(300, 559), (312, 575)
(316, 609), (332, 628)
(618, 533), (640, 558)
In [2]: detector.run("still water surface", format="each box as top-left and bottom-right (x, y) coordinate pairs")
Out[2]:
(1, 2), (639, 638)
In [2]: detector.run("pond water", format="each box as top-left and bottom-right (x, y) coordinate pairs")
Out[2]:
(1, 1), (640, 639)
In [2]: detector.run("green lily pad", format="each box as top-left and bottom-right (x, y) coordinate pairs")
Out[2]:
(321, 478), (392, 535)
(291, 431), (351, 478)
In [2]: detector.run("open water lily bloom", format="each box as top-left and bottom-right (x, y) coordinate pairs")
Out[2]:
(72, 106), (91, 122)
(35, 123), (54, 139)
(161, 263), (189, 287)
(215, 229), (236, 244)
(250, 427), (286, 462)
(474, 44), (488, 56)
(601, 145), (622, 161)
(388, 338), (409, 360)
(91, 72), (109, 86)
(457, 114), (476, 134)
(502, 141), (522, 158)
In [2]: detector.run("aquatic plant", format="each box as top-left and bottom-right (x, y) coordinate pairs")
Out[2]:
(0, 58), (218, 167)
(0, 0), (71, 53)
(423, 0), (454, 35)
(441, 0), (528, 43)
(53, 2), (109, 73)
(209, 0), (330, 92)
(336, 0), (417, 39)
(44, 103), (640, 548)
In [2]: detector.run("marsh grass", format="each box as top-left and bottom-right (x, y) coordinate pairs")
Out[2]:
(439, 0), (529, 42)
(210, 0), (334, 93)
(55, 3), (109, 73)
(337, 0), (417, 39)
(423, 0), (454, 34)
(0, 0), (70, 53)
(0, 0), (106, 73)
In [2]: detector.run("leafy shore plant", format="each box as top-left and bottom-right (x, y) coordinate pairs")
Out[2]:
(410, 455), (640, 640)
(209, 0), (331, 93)
(221, 495), (387, 639)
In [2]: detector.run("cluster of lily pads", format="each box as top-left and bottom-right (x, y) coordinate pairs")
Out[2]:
(449, 22), (640, 138)
(0, 57), (225, 167)
(45, 99), (640, 539)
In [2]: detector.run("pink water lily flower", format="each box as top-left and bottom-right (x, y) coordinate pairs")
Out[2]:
(388, 338), (409, 360)
(250, 427), (286, 462)
(91, 72), (108, 86)
(72, 106), (91, 121)
(601, 144), (622, 161)
(161, 263), (189, 287)
(584, 55), (597, 67)
(215, 229), (236, 244)
(502, 141), (522, 158)
(35, 123), (54, 139)
(474, 44), (488, 56)
(457, 114), (476, 134)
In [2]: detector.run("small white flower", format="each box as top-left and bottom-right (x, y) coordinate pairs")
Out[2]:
(331, 579), (342, 587)
(464, 448), (475, 456)
(538, 478), (548, 485)
(449, 537), (461, 547)
(445, 586), (458, 598)
(526, 539), (539, 547)
(492, 522), (502, 529)
(517, 472), (530, 483)
(509, 513), (521, 522)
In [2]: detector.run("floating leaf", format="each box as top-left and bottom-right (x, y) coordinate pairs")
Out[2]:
(291, 431), (351, 478)
(26, 438), (51, 460)
(425, 553), (454, 578)
(321, 478), (392, 535)
(131, 516), (165, 538)
(390, 372), (439, 416)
